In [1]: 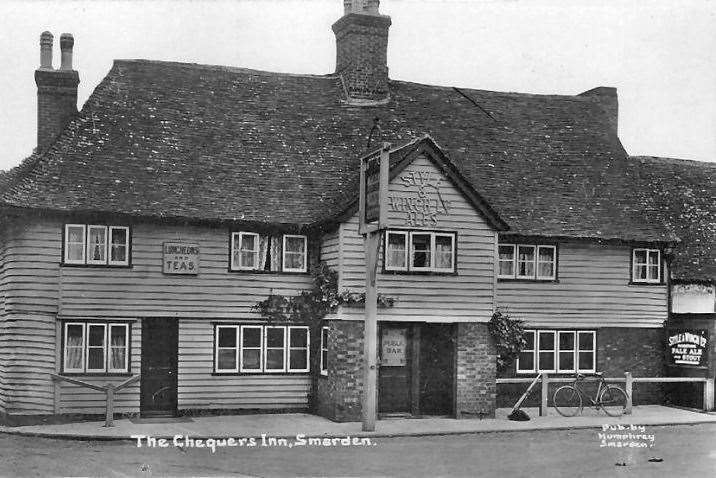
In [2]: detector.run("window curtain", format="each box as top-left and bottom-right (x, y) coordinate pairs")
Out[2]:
(66, 330), (83, 370)
(110, 329), (126, 370)
(258, 235), (269, 271)
(270, 236), (282, 271)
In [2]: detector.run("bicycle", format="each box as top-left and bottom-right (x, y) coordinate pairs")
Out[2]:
(552, 372), (628, 417)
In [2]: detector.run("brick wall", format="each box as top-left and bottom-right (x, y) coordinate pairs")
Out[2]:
(314, 320), (364, 422)
(496, 327), (665, 408)
(455, 322), (497, 418)
(35, 69), (79, 151)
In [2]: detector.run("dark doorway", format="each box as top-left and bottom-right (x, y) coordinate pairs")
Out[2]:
(378, 325), (412, 414)
(419, 324), (455, 416)
(140, 318), (178, 417)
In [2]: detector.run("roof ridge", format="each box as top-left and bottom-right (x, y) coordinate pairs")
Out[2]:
(629, 155), (716, 169)
(114, 59), (339, 81)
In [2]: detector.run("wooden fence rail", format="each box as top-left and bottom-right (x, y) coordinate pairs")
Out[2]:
(50, 373), (141, 427)
(496, 372), (715, 417)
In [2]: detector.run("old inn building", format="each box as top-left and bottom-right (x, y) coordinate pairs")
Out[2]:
(0, 0), (713, 424)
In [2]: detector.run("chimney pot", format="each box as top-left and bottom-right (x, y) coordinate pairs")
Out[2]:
(59, 33), (74, 70)
(39, 31), (53, 70)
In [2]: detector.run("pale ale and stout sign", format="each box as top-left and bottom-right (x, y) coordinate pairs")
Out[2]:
(163, 242), (200, 275)
(667, 329), (709, 367)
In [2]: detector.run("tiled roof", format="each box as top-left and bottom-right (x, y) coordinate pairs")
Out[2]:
(627, 156), (715, 282)
(1, 59), (679, 243)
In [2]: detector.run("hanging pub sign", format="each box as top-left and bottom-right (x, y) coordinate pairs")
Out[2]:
(359, 142), (390, 234)
(381, 328), (408, 367)
(163, 242), (200, 275)
(667, 329), (709, 367)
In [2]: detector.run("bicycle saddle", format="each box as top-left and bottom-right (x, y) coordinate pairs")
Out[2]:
(576, 372), (603, 379)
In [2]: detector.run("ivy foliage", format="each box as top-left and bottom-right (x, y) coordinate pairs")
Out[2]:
(252, 262), (395, 325)
(488, 309), (526, 372)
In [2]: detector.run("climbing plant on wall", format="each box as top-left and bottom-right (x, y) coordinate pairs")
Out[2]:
(252, 262), (395, 325)
(488, 309), (526, 372)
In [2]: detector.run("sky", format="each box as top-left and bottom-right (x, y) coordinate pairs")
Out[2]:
(1, 0), (715, 171)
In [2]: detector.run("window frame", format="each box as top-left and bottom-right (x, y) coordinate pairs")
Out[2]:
(498, 242), (558, 281)
(516, 329), (597, 375)
(264, 326), (287, 373)
(215, 325), (240, 373)
(86, 225), (108, 266)
(239, 325), (264, 373)
(108, 226), (130, 266)
(515, 329), (536, 373)
(498, 244), (516, 279)
(632, 248), (661, 284)
(61, 321), (131, 375)
(385, 230), (457, 274)
(231, 232), (261, 271)
(287, 326), (310, 373)
(536, 245), (557, 280)
(384, 231), (409, 272)
(556, 331), (576, 374)
(282, 235), (308, 273)
(64, 224), (87, 265)
(320, 326), (329, 376)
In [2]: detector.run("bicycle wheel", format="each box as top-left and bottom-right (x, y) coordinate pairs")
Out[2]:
(599, 385), (628, 417)
(553, 385), (583, 417)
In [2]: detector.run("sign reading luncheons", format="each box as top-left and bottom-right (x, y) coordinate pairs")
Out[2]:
(163, 242), (200, 275)
(381, 328), (408, 367)
(667, 329), (708, 367)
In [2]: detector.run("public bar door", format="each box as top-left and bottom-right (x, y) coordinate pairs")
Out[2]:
(378, 325), (412, 414)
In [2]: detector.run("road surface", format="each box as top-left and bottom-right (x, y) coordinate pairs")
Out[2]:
(1, 423), (714, 477)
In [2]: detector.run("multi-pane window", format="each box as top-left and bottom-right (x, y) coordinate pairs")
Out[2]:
(516, 329), (596, 374)
(229, 233), (307, 273)
(384, 230), (456, 273)
(64, 224), (130, 266)
(498, 244), (556, 280)
(283, 235), (308, 273)
(320, 326), (329, 376)
(632, 248), (661, 283)
(63, 322), (130, 374)
(214, 325), (310, 373)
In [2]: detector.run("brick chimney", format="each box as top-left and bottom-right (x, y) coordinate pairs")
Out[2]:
(579, 87), (618, 136)
(34, 32), (80, 151)
(332, 0), (391, 103)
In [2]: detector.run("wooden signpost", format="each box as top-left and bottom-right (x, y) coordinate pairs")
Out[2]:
(358, 142), (390, 432)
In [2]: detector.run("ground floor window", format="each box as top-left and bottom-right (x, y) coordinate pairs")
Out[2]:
(63, 321), (130, 374)
(214, 325), (310, 374)
(516, 329), (595, 374)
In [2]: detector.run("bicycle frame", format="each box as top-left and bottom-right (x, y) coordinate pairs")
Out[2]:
(569, 376), (607, 408)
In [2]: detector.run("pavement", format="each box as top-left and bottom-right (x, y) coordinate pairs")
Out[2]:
(1, 405), (714, 441)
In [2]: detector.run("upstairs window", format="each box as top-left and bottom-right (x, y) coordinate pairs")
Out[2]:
(63, 321), (130, 374)
(384, 230), (456, 273)
(230, 233), (308, 273)
(64, 224), (130, 266)
(632, 248), (661, 283)
(498, 244), (556, 280)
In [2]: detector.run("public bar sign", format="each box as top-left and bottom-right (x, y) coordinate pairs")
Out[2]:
(163, 242), (200, 275)
(381, 328), (408, 367)
(667, 329), (709, 367)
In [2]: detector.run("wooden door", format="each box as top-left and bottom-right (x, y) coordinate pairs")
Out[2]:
(419, 324), (454, 416)
(140, 318), (178, 417)
(379, 325), (411, 414)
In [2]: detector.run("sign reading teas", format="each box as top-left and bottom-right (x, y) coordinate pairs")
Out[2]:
(667, 329), (709, 367)
(163, 242), (200, 275)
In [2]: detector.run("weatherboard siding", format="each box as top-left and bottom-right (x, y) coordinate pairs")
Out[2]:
(177, 320), (310, 410)
(496, 242), (668, 328)
(337, 154), (497, 323)
(4, 217), (313, 319)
